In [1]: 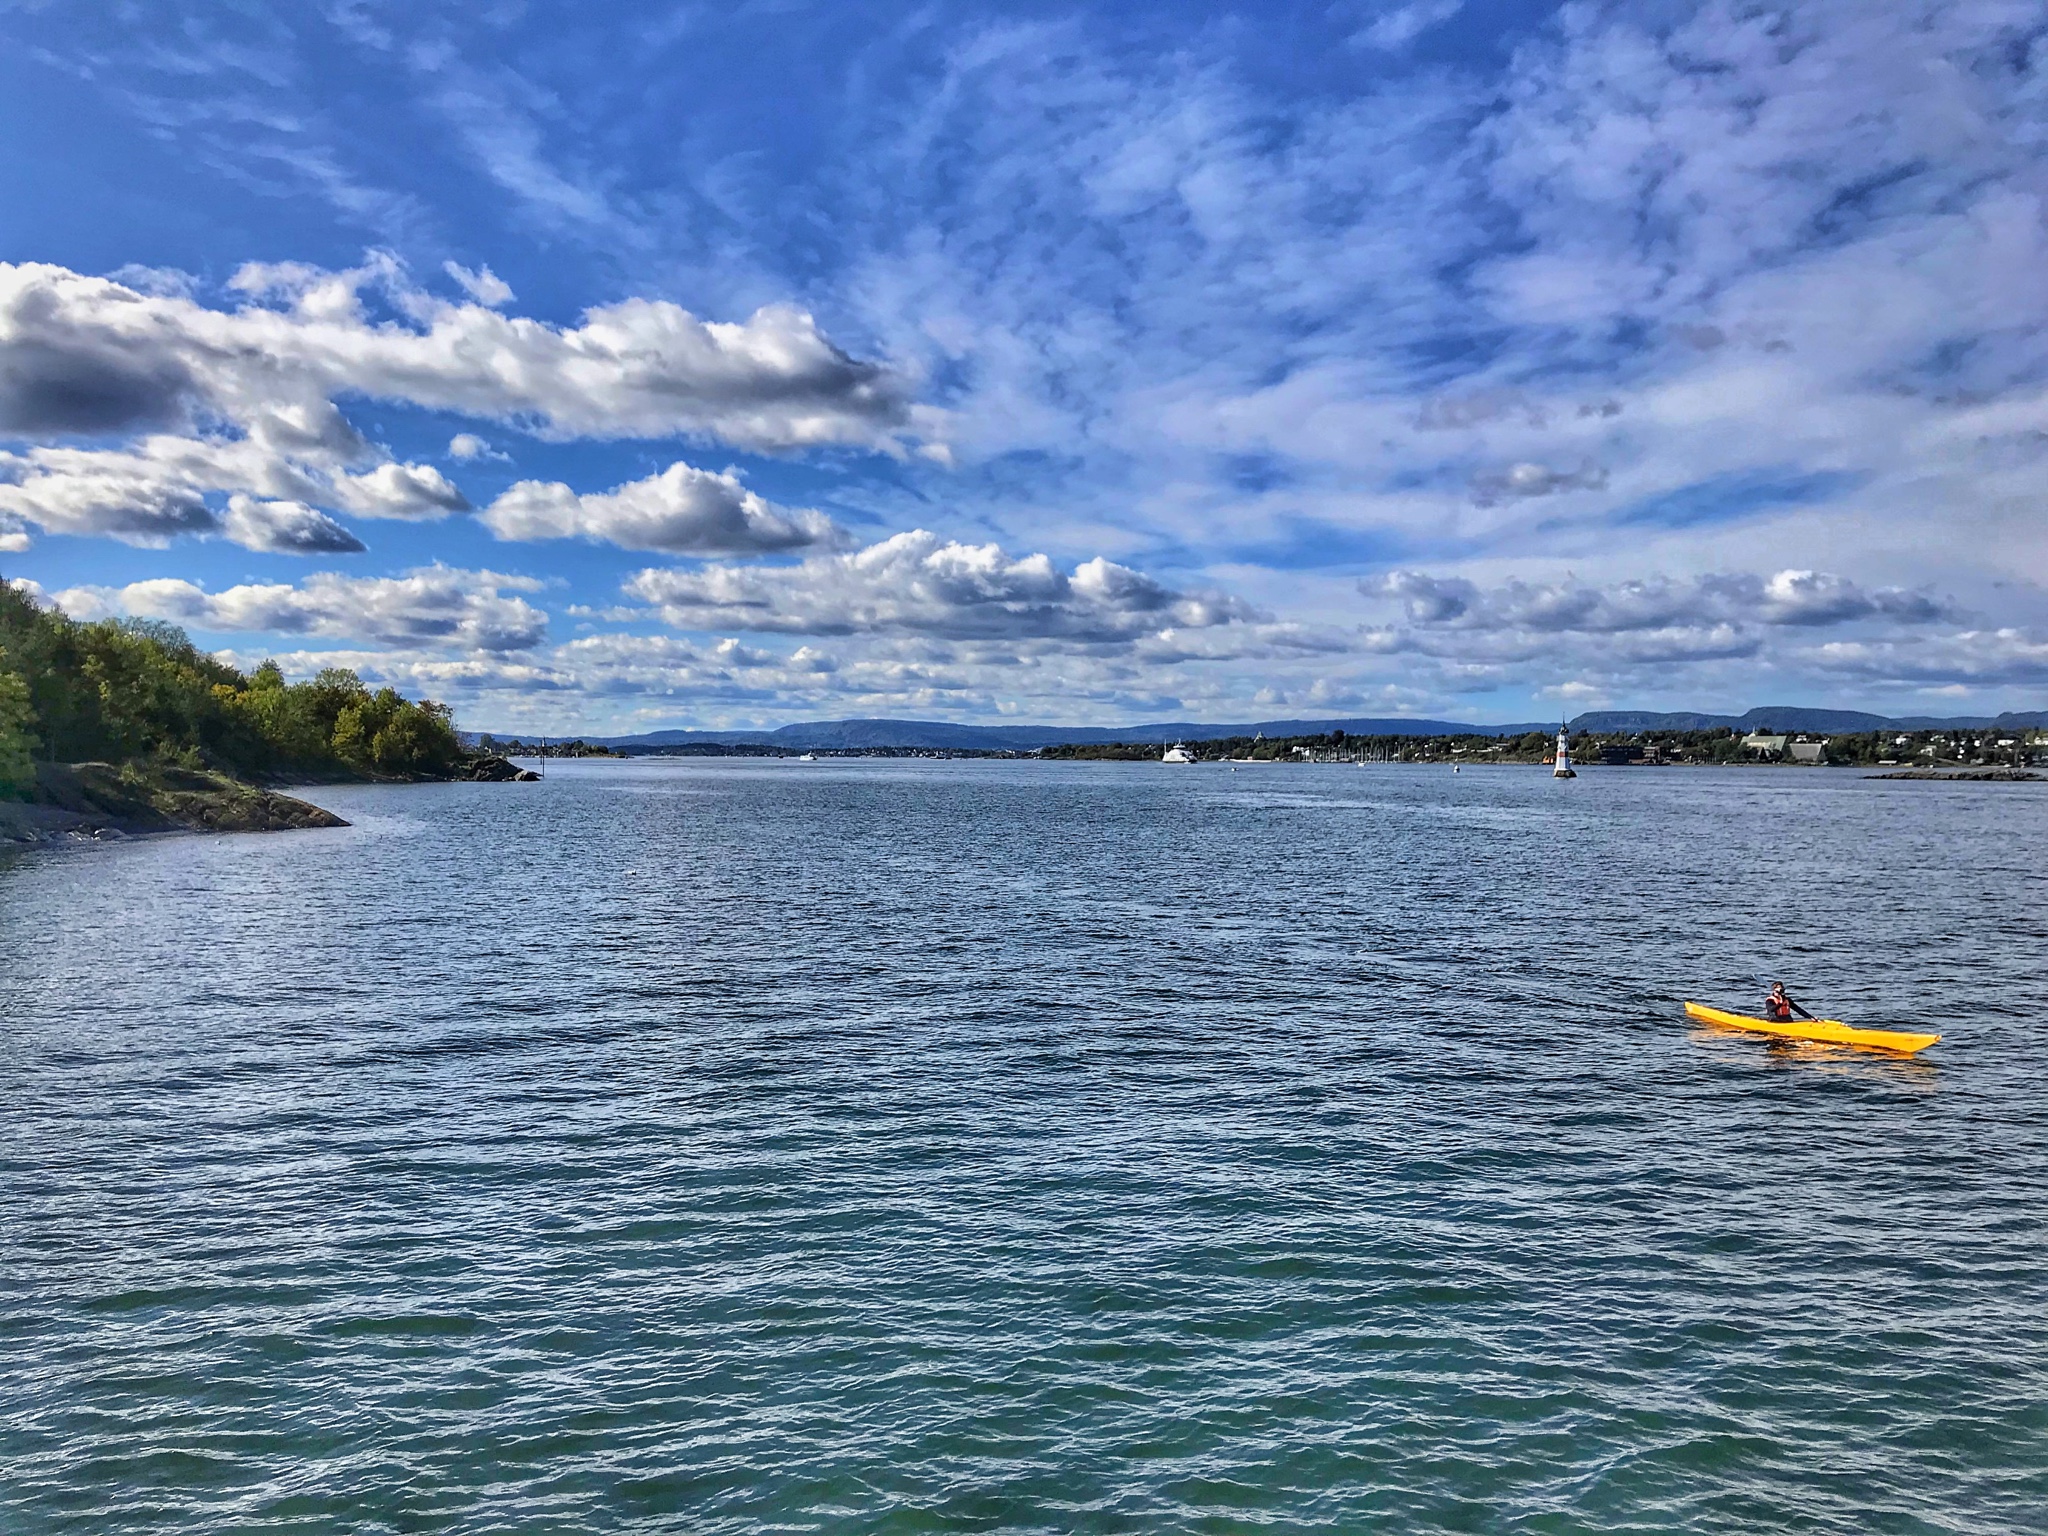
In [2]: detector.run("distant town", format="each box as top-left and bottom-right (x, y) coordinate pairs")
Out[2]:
(473, 724), (2047, 771)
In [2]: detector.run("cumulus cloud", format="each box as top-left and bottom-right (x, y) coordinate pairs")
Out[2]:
(0, 432), (449, 549)
(1751, 569), (1947, 627)
(220, 495), (367, 555)
(54, 566), (548, 651)
(330, 461), (469, 520)
(0, 258), (925, 453)
(480, 462), (842, 554)
(0, 451), (215, 545)
(1364, 569), (1950, 634)
(448, 432), (502, 461)
(623, 529), (1260, 642)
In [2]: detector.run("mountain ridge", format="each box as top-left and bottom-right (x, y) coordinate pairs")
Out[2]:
(467, 707), (2048, 752)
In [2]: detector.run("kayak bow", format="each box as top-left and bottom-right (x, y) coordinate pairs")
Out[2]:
(1684, 1001), (1940, 1055)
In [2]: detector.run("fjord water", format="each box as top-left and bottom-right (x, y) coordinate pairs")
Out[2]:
(3, 760), (2045, 1534)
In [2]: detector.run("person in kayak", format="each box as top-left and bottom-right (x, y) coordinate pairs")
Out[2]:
(1763, 982), (1811, 1022)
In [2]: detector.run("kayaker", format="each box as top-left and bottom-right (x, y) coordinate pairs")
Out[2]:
(1763, 982), (1808, 1022)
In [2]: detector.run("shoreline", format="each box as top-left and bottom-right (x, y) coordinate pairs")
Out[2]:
(0, 755), (536, 847)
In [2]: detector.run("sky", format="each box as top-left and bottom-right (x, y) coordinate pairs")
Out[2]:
(1, 0), (2044, 732)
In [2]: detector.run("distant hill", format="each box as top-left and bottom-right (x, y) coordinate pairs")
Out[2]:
(466, 705), (2045, 753)
(573, 715), (1560, 752)
(1568, 706), (2046, 733)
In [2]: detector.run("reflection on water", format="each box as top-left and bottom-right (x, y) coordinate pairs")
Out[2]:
(1687, 1027), (1943, 1089)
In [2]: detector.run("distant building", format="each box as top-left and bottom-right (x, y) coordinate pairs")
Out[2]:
(1788, 739), (1827, 764)
(1743, 732), (1789, 757)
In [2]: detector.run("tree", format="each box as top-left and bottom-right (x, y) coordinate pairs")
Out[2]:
(0, 572), (472, 785)
(0, 651), (36, 797)
(331, 704), (370, 765)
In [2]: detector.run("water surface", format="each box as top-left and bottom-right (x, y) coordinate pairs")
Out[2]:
(3, 760), (2044, 1532)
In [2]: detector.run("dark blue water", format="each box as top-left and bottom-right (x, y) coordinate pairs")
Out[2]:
(3, 759), (2045, 1533)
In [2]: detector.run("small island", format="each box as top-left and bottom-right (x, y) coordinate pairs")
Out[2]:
(1, 578), (529, 845)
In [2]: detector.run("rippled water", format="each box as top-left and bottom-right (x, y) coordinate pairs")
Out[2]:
(4, 759), (2046, 1533)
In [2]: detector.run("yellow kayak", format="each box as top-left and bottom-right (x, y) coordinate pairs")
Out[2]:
(1684, 1001), (1941, 1055)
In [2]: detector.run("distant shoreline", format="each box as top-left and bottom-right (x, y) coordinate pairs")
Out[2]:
(504, 750), (2043, 778)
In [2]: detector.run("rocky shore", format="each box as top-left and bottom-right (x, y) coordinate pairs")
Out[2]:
(1865, 768), (2042, 781)
(0, 756), (537, 846)
(0, 762), (346, 844)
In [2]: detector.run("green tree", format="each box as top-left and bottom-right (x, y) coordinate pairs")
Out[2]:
(0, 572), (472, 785)
(331, 704), (370, 765)
(0, 650), (37, 797)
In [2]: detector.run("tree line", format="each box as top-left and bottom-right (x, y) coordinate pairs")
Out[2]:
(0, 576), (463, 796)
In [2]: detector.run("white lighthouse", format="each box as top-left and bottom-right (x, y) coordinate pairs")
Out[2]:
(1553, 723), (1577, 779)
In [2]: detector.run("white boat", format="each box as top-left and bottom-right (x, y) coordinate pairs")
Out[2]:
(1161, 742), (1196, 763)
(797, 752), (817, 762)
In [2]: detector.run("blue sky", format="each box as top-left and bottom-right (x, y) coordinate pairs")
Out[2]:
(2, 0), (2044, 730)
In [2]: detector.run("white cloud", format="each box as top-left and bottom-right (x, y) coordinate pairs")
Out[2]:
(623, 529), (1261, 642)
(1354, 2), (1463, 52)
(220, 494), (366, 554)
(443, 261), (514, 307)
(55, 566), (549, 651)
(0, 430), (451, 548)
(0, 257), (928, 453)
(480, 462), (842, 554)
(330, 460), (469, 520)
(1364, 569), (1951, 635)
(1810, 629), (2048, 688)
(447, 432), (502, 461)
(0, 451), (216, 546)
(1541, 680), (1609, 704)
